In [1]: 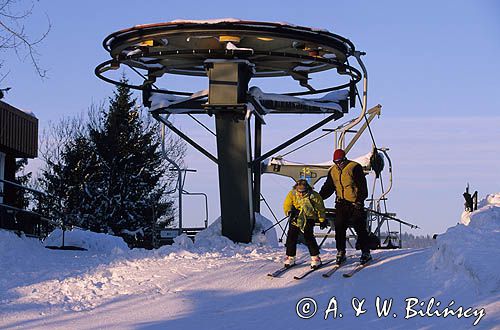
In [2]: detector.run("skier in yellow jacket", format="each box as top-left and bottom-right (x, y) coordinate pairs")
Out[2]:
(319, 149), (372, 265)
(283, 179), (326, 269)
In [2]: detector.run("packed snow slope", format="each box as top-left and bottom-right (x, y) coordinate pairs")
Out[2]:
(1, 200), (499, 330)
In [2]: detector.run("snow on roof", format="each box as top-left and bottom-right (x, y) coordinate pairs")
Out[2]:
(149, 93), (185, 112)
(169, 18), (243, 24)
(315, 90), (349, 102)
(249, 87), (346, 113)
(250, 86), (347, 103)
(128, 19), (332, 33)
(148, 90), (208, 113)
(148, 87), (347, 114)
(168, 19), (300, 27)
(19, 108), (37, 118)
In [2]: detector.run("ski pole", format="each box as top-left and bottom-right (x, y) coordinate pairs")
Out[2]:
(364, 208), (420, 229)
(278, 218), (290, 243)
(318, 226), (333, 249)
(261, 215), (288, 234)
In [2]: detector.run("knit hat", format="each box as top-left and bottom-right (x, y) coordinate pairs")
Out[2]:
(333, 149), (346, 162)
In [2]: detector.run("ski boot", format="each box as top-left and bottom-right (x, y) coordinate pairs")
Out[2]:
(336, 250), (347, 265)
(284, 256), (296, 268)
(310, 255), (322, 269)
(360, 252), (372, 265)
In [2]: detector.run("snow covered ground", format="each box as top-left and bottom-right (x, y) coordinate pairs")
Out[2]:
(1, 197), (499, 330)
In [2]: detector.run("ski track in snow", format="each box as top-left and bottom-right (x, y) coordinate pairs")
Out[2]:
(0, 198), (499, 330)
(1, 245), (498, 330)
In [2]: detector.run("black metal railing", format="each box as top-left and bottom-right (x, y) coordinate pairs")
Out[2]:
(0, 178), (57, 238)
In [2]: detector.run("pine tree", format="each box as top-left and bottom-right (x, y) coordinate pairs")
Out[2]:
(87, 79), (179, 247)
(38, 78), (184, 247)
(37, 134), (99, 229)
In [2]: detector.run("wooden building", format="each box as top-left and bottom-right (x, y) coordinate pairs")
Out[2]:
(0, 100), (39, 232)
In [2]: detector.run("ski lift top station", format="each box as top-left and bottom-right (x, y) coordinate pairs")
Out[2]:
(96, 19), (406, 243)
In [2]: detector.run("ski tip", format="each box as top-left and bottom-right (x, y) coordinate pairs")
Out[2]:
(268, 272), (283, 278)
(267, 271), (282, 277)
(342, 273), (352, 278)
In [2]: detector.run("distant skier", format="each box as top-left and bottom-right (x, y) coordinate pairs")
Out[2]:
(283, 179), (327, 269)
(319, 149), (372, 265)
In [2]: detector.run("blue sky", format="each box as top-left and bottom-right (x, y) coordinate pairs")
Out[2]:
(2, 0), (499, 236)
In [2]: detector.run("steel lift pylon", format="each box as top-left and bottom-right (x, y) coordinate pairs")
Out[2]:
(95, 19), (367, 243)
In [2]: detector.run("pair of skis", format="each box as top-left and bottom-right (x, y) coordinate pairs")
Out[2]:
(266, 258), (337, 279)
(293, 258), (337, 280)
(342, 257), (381, 278)
(266, 260), (307, 278)
(267, 256), (380, 280)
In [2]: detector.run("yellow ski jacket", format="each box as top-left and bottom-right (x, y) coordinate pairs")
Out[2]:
(283, 190), (326, 232)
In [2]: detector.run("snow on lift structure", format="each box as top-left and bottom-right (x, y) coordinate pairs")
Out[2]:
(96, 19), (371, 243)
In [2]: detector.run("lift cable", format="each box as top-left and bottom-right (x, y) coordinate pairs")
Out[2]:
(188, 114), (217, 136)
(348, 58), (378, 150)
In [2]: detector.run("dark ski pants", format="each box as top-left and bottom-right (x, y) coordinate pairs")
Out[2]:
(335, 201), (370, 253)
(286, 219), (320, 257)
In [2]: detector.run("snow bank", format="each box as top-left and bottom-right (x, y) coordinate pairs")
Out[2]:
(252, 213), (278, 247)
(430, 193), (500, 294)
(479, 193), (500, 208)
(43, 228), (129, 255)
(194, 218), (234, 250)
(172, 233), (195, 249)
(0, 229), (44, 258)
(194, 213), (278, 250)
(3, 215), (276, 261)
(461, 193), (500, 225)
